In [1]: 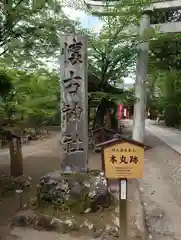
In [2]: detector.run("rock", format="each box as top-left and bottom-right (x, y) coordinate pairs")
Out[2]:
(114, 206), (119, 214)
(84, 208), (91, 213)
(0, 175), (31, 196)
(50, 218), (67, 233)
(64, 218), (78, 231)
(105, 225), (114, 235)
(15, 190), (23, 194)
(11, 210), (36, 227)
(80, 219), (96, 231)
(105, 224), (112, 233)
(24, 180), (31, 187)
(14, 176), (32, 188)
(139, 188), (144, 193)
(112, 216), (119, 229)
(100, 232), (108, 240)
(29, 197), (37, 206)
(92, 229), (103, 238)
(105, 224), (119, 238)
(80, 219), (96, 237)
(34, 215), (54, 231)
(22, 204), (28, 209)
(101, 231), (119, 240)
(12, 211), (79, 234)
(37, 170), (112, 213)
(112, 230), (119, 238)
(28, 176), (32, 181)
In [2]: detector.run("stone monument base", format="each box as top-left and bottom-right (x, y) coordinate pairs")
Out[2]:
(36, 170), (112, 213)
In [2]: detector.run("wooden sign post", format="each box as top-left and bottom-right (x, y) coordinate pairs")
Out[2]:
(97, 136), (146, 239)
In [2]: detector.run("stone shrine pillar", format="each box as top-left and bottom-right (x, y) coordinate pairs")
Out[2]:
(60, 34), (88, 173)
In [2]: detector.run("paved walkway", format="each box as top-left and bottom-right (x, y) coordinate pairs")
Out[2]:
(136, 121), (181, 240)
(146, 120), (181, 154)
(123, 120), (181, 239)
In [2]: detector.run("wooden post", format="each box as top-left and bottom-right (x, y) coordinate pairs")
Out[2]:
(60, 34), (88, 173)
(119, 179), (127, 240)
(9, 134), (23, 177)
(97, 137), (145, 240)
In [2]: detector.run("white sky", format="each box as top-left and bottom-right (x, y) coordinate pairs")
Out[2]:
(62, 7), (104, 33)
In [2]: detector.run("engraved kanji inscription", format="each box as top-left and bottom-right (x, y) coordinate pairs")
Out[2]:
(63, 71), (82, 94)
(62, 134), (83, 153)
(68, 38), (83, 65)
(62, 103), (83, 121)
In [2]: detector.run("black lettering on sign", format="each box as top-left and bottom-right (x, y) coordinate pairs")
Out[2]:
(129, 156), (138, 164)
(112, 148), (136, 152)
(120, 155), (128, 164)
(109, 155), (117, 164)
(112, 148), (123, 152)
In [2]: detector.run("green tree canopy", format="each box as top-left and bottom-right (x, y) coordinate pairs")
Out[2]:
(0, 0), (76, 67)
(0, 65), (59, 128)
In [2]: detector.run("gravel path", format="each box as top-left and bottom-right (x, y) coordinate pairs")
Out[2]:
(140, 131), (181, 240)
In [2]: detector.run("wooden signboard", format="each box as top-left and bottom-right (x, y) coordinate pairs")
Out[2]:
(96, 136), (148, 240)
(97, 137), (146, 179)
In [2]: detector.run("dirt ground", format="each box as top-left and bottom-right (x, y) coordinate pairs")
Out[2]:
(2, 125), (181, 240)
(0, 132), (61, 239)
(0, 131), (104, 239)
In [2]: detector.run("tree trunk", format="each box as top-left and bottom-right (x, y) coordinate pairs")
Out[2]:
(93, 99), (108, 128)
(88, 105), (91, 128)
(164, 104), (180, 127)
(34, 126), (40, 135)
(45, 127), (49, 134)
(9, 136), (23, 177)
(109, 107), (118, 131)
(94, 105), (105, 128)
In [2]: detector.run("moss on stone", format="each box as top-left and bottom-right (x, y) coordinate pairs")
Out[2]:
(36, 170), (113, 214)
